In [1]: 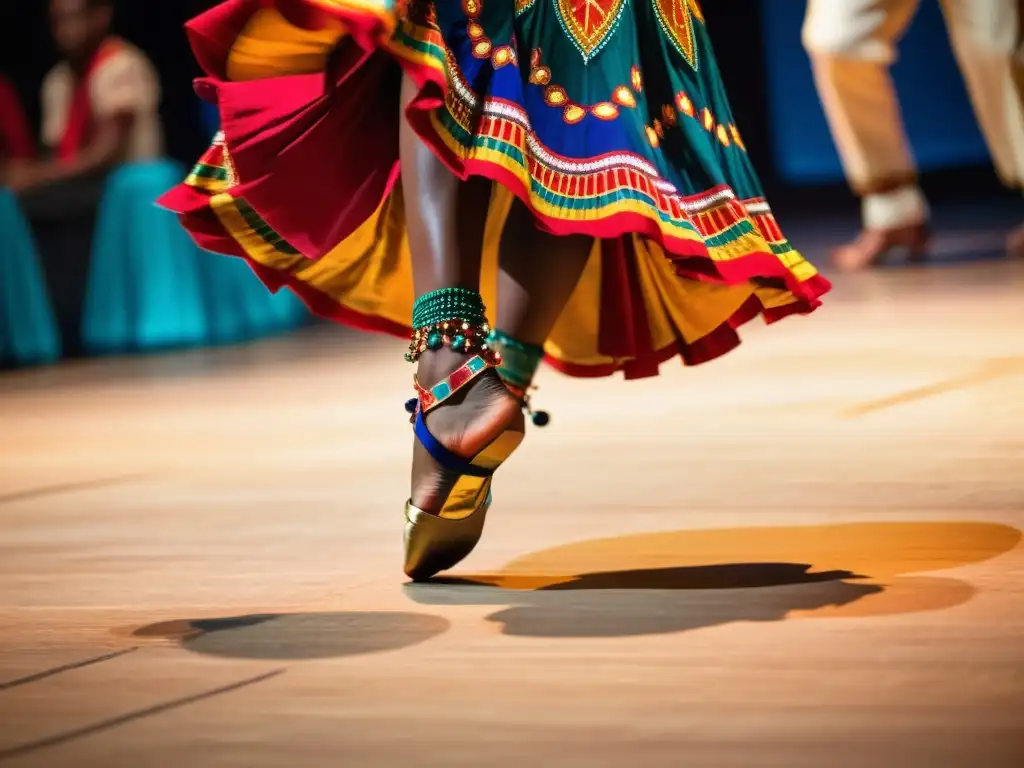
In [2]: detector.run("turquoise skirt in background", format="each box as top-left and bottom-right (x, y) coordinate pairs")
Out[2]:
(82, 160), (309, 355)
(0, 189), (61, 367)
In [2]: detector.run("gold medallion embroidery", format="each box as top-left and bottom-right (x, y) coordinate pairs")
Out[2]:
(530, 49), (635, 125)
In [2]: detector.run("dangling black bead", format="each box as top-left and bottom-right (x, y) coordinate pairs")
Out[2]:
(531, 410), (550, 427)
(404, 397), (418, 414)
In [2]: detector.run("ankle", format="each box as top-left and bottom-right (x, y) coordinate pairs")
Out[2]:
(406, 287), (498, 369)
(416, 348), (477, 388)
(488, 328), (544, 392)
(487, 329), (552, 426)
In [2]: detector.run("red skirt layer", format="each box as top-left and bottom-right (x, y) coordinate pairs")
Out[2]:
(160, 0), (830, 379)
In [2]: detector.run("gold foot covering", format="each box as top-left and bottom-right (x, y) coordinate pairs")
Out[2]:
(404, 356), (524, 581)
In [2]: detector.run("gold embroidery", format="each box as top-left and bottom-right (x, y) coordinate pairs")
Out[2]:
(545, 85), (569, 107)
(675, 91), (695, 117)
(530, 48), (637, 125)
(730, 124), (746, 151)
(564, 105), (587, 124)
(464, 0), (492, 59)
(491, 45), (516, 68)
(631, 66), (643, 92)
(670, 90), (748, 152)
(555, 0), (628, 62)
(652, 0), (703, 69)
(530, 65), (552, 85)
(613, 86), (636, 108)
(592, 102), (619, 120)
(212, 131), (239, 187)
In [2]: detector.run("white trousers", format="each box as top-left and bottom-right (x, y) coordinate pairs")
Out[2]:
(803, 0), (1024, 229)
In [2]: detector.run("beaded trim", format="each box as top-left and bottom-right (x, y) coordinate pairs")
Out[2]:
(486, 329), (550, 427)
(411, 287), (486, 327)
(211, 131), (239, 187)
(487, 329), (543, 390)
(405, 288), (499, 364)
(406, 320), (499, 363)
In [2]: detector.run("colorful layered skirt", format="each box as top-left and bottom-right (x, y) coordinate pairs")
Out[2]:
(160, 0), (830, 378)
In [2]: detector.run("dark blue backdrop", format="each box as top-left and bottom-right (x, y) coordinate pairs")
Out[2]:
(761, 0), (990, 185)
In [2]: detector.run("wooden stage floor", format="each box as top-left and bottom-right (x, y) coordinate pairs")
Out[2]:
(1, 261), (1022, 767)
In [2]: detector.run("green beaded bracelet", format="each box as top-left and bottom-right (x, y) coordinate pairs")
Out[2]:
(406, 288), (497, 364)
(411, 287), (487, 328)
(487, 328), (544, 389)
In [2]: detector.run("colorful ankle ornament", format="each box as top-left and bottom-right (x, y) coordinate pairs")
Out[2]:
(405, 287), (499, 365)
(487, 329), (550, 427)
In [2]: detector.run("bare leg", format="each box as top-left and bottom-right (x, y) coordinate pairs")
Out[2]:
(400, 74), (522, 513)
(494, 199), (593, 366)
(401, 80), (483, 297)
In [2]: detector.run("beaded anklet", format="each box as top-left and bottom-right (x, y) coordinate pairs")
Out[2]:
(487, 329), (542, 390)
(487, 329), (550, 427)
(405, 287), (499, 365)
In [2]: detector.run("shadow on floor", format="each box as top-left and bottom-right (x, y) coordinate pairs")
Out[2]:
(132, 611), (450, 661)
(536, 562), (861, 590)
(130, 522), (1020, 651)
(405, 563), (882, 638)
(421, 561), (868, 592)
(402, 521), (1020, 638)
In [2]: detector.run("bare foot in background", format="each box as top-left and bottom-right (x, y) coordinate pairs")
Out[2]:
(831, 223), (930, 272)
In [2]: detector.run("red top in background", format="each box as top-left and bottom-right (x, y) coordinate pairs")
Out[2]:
(0, 75), (35, 161)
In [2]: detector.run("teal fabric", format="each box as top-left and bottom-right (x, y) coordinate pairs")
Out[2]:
(199, 250), (308, 345)
(83, 160), (307, 354)
(0, 189), (61, 367)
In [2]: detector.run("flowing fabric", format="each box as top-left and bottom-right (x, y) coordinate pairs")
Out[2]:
(0, 190), (60, 367)
(160, 0), (830, 378)
(84, 160), (308, 354)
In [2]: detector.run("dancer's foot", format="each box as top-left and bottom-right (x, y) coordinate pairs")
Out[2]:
(410, 347), (524, 515)
(402, 289), (526, 580)
(831, 222), (930, 272)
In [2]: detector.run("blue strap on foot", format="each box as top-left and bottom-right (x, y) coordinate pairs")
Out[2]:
(413, 411), (493, 478)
